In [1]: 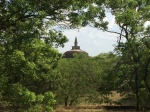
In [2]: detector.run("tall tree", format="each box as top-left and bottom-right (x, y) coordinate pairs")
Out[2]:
(0, 0), (98, 111)
(55, 55), (101, 106)
(105, 0), (150, 110)
(78, 0), (150, 110)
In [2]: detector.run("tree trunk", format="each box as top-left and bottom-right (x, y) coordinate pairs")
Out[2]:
(64, 96), (68, 106)
(135, 68), (140, 111)
(144, 59), (150, 107)
(69, 99), (74, 106)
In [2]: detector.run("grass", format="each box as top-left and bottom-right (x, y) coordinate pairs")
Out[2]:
(54, 92), (147, 112)
(54, 106), (141, 112)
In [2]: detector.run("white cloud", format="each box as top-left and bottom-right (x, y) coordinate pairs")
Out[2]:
(57, 12), (120, 56)
(57, 10), (150, 56)
(58, 27), (118, 56)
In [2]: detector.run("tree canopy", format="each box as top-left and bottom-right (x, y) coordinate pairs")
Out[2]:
(76, 0), (150, 110)
(0, 0), (96, 111)
(55, 55), (101, 106)
(1, 0), (150, 111)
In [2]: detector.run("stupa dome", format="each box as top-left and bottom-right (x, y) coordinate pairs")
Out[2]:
(63, 37), (88, 58)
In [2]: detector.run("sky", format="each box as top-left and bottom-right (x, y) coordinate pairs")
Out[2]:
(57, 13), (150, 57)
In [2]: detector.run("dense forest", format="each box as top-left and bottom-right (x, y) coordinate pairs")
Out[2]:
(0, 0), (150, 111)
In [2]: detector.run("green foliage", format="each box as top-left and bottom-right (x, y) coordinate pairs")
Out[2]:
(104, 0), (150, 109)
(93, 53), (120, 93)
(0, 0), (97, 111)
(0, 37), (61, 111)
(74, 0), (150, 109)
(55, 56), (101, 106)
(1, 0), (150, 110)
(54, 53), (119, 106)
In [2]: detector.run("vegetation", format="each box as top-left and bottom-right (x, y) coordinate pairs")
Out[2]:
(77, 0), (150, 110)
(0, 0), (93, 111)
(0, 0), (150, 111)
(55, 54), (101, 106)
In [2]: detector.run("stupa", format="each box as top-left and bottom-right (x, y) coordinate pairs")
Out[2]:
(63, 37), (88, 58)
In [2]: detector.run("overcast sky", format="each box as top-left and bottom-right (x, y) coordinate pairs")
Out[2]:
(57, 13), (150, 57)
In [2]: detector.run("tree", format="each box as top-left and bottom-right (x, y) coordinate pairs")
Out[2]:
(55, 55), (101, 106)
(107, 0), (150, 110)
(77, 0), (150, 110)
(92, 53), (120, 104)
(55, 53), (119, 106)
(0, 0), (97, 111)
(104, 0), (150, 110)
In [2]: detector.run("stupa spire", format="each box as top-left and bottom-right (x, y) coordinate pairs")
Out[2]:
(74, 37), (78, 47)
(72, 37), (80, 50)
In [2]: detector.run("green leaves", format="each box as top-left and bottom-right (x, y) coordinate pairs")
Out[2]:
(1, 0), (149, 110)
(104, 1), (150, 107)
(5, 83), (56, 111)
(116, 9), (138, 25)
(44, 91), (56, 105)
(55, 56), (101, 106)
(0, 0), (71, 110)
